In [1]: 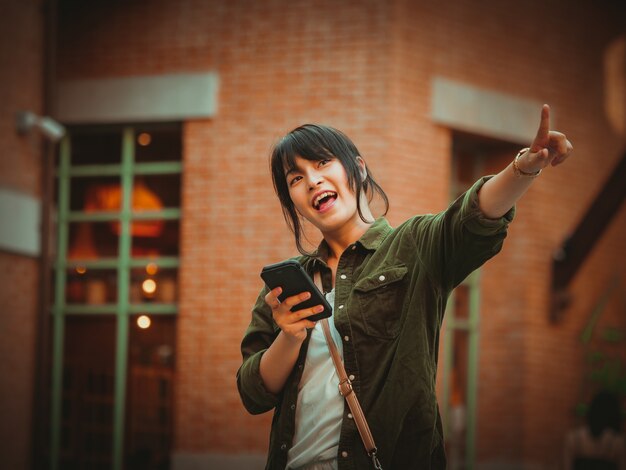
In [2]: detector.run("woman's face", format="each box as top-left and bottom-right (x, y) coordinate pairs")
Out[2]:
(285, 155), (365, 236)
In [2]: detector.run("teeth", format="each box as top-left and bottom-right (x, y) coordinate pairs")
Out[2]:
(314, 192), (336, 208)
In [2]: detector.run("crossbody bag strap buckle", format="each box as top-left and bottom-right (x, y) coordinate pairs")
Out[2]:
(337, 377), (353, 397)
(369, 449), (382, 470)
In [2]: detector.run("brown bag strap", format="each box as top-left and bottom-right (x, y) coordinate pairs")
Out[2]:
(314, 272), (382, 470)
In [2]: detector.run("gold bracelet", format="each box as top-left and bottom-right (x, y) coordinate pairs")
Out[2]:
(513, 148), (541, 178)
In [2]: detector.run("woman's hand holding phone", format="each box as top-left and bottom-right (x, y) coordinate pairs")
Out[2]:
(259, 287), (324, 394)
(264, 287), (324, 343)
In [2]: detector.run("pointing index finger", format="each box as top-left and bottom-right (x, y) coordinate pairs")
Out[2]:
(531, 104), (551, 151)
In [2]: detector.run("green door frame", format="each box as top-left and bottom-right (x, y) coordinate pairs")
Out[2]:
(49, 126), (181, 470)
(440, 145), (485, 469)
(441, 270), (481, 469)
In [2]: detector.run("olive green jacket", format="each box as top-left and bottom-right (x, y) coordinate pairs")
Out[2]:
(237, 177), (515, 469)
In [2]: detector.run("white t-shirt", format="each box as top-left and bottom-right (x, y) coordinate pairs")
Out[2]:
(286, 289), (344, 469)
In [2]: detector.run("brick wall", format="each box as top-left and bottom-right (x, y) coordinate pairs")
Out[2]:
(175, 0), (393, 453)
(50, 0), (626, 467)
(0, 1), (44, 468)
(386, 1), (626, 466)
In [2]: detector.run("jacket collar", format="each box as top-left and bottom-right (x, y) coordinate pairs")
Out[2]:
(307, 217), (393, 266)
(357, 216), (393, 251)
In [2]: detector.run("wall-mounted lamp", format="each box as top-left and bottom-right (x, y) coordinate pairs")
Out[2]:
(16, 111), (66, 142)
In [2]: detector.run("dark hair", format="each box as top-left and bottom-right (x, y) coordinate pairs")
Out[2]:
(270, 124), (389, 255)
(586, 390), (622, 438)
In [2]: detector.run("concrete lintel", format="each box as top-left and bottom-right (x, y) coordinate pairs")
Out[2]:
(432, 77), (545, 145)
(57, 72), (219, 124)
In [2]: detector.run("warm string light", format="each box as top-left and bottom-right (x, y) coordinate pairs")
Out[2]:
(137, 315), (151, 329)
(142, 264), (160, 298)
(137, 132), (152, 146)
(142, 279), (157, 296)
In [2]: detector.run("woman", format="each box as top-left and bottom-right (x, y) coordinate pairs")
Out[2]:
(237, 105), (573, 469)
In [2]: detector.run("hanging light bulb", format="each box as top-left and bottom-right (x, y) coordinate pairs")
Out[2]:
(137, 132), (152, 146)
(146, 262), (158, 275)
(137, 315), (151, 329)
(142, 279), (157, 296)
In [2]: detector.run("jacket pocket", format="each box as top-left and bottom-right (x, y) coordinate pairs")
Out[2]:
(353, 264), (408, 339)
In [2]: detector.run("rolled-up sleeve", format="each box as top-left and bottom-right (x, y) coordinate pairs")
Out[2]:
(408, 176), (515, 290)
(460, 176), (515, 236)
(236, 287), (281, 414)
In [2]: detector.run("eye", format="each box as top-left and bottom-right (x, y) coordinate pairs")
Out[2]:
(288, 175), (302, 187)
(318, 159), (331, 167)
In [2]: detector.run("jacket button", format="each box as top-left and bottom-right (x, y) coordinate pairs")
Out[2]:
(341, 451), (349, 458)
(280, 444), (287, 451)
(349, 374), (355, 381)
(379, 275), (386, 281)
(344, 336), (349, 342)
(290, 404), (295, 410)
(338, 304), (344, 309)
(340, 274), (347, 280)
(347, 413), (353, 419)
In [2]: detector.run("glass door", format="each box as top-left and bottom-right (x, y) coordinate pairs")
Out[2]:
(440, 136), (485, 470)
(49, 125), (182, 470)
(440, 133), (519, 469)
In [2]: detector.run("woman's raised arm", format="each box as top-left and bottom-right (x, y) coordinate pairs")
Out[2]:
(478, 104), (573, 219)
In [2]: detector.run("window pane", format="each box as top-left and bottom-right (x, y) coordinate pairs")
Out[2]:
(132, 220), (179, 257)
(71, 129), (122, 166)
(68, 222), (119, 259)
(134, 126), (181, 163)
(130, 266), (178, 304)
(61, 315), (116, 469)
(454, 284), (470, 320)
(448, 329), (469, 468)
(70, 176), (122, 212)
(66, 267), (117, 304)
(133, 175), (181, 210)
(454, 150), (477, 190)
(126, 315), (176, 468)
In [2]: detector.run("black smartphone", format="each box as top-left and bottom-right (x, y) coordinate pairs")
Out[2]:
(260, 260), (332, 321)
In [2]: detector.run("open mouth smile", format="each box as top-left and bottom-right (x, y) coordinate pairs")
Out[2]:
(312, 191), (338, 212)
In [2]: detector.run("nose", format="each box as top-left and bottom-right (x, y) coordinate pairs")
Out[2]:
(306, 170), (323, 190)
